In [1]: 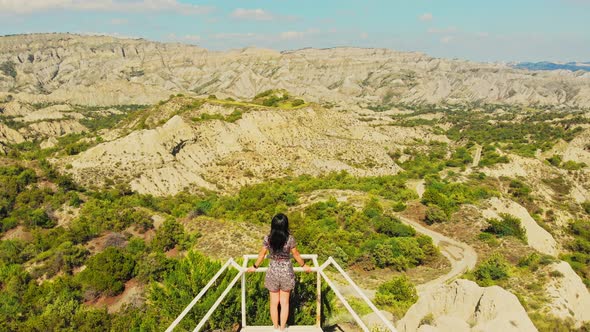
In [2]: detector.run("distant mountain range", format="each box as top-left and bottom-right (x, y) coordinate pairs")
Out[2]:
(513, 61), (590, 72)
(1, 33), (590, 107)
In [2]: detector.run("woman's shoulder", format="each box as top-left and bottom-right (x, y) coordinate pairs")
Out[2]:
(288, 234), (296, 246)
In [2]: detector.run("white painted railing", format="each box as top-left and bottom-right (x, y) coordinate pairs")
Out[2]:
(166, 254), (397, 332)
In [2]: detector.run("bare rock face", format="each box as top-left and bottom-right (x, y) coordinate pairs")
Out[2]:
(482, 197), (558, 256)
(546, 261), (590, 327)
(1, 33), (590, 107)
(0, 123), (25, 144)
(396, 279), (538, 332)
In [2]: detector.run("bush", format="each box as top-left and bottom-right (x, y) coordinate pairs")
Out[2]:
(292, 99), (305, 107)
(151, 218), (187, 251)
(472, 253), (510, 286)
(482, 213), (527, 242)
(77, 247), (135, 296)
(424, 206), (448, 224)
(546, 155), (562, 167)
(374, 216), (415, 237)
(508, 178), (532, 198)
(582, 201), (590, 215)
(561, 160), (586, 171)
(0, 61), (16, 78)
(375, 275), (418, 310)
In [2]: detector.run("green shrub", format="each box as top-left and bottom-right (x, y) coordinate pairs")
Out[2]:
(0, 61), (16, 78)
(582, 201), (590, 215)
(151, 218), (188, 251)
(446, 147), (472, 167)
(424, 206), (448, 224)
(482, 213), (527, 242)
(472, 253), (511, 286)
(517, 252), (555, 272)
(292, 99), (305, 107)
(77, 247), (135, 296)
(561, 160), (586, 171)
(480, 145), (510, 167)
(546, 155), (562, 167)
(477, 232), (499, 246)
(374, 216), (416, 237)
(422, 176), (497, 216)
(508, 178), (532, 198)
(375, 275), (418, 313)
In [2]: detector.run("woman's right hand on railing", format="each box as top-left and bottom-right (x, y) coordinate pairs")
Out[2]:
(246, 266), (257, 273)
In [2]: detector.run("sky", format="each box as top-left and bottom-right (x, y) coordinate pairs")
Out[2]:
(1, 0), (589, 63)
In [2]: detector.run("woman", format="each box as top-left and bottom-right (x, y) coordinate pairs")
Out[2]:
(247, 213), (311, 331)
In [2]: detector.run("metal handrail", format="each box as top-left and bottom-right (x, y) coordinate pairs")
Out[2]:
(166, 254), (397, 332)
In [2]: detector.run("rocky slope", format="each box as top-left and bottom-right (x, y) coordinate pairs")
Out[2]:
(396, 279), (538, 332)
(1, 34), (590, 107)
(546, 261), (590, 327)
(61, 99), (442, 195)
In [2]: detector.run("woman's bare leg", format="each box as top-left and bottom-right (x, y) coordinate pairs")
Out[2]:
(270, 291), (280, 328)
(279, 290), (290, 330)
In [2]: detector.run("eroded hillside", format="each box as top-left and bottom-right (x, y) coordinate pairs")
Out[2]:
(1, 33), (590, 107)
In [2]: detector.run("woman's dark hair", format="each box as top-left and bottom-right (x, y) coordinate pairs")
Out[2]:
(269, 213), (289, 252)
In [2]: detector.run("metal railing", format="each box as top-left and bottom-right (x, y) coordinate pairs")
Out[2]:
(166, 254), (397, 332)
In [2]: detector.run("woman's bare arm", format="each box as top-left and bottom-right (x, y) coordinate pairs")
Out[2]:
(247, 246), (268, 272)
(292, 247), (311, 272)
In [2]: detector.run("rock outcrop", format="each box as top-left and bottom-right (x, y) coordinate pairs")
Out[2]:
(397, 279), (538, 332)
(2, 33), (590, 107)
(546, 261), (590, 327)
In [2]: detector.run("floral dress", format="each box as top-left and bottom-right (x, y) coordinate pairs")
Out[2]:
(263, 234), (296, 292)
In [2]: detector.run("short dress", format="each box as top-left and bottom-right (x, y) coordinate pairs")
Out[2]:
(263, 234), (297, 292)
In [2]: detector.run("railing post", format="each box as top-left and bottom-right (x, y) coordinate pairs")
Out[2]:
(241, 256), (248, 329)
(313, 257), (321, 328)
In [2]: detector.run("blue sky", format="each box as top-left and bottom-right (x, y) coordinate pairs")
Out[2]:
(1, 0), (589, 62)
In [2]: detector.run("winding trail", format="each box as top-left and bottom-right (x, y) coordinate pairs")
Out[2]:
(472, 144), (482, 168)
(394, 214), (477, 295)
(304, 189), (480, 327)
(301, 190), (478, 296)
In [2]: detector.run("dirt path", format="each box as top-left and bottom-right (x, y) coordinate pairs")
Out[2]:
(342, 212), (478, 327)
(415, 180), (425, 199)
(337, 211), (478, 297)
(472, 144), (482, 167)
(394, 214), (478, 294)
(298, 190), (478, 297)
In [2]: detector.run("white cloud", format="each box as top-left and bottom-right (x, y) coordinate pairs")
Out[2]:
(279, 28), (319, 40)
(183, 34), (201, 42)
(110, 18), (128, 25)
(0, 0), (213, 15)
(168, 33), (201, 42)
(280, 31), (305, 40)
(428, 26), (457, 34)
(419, 13), (433, 21)
(213, 32), (257, 40)
(231, 8), (274, 21)
(441, 36), (454, 43)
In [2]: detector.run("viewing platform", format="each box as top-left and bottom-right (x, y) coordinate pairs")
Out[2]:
(165, 254), (397, 332)
(242, 326), (323, 332)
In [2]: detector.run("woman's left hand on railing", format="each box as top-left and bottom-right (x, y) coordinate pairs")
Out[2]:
(246, 266), (257, 273)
